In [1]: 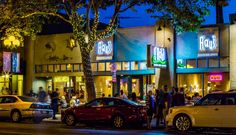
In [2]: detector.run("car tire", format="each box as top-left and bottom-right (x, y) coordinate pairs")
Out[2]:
(173, 114), (192, 132)
(112, 115), (125, 128)
(33, 118), (42, 124)
(65, 114), (76, 126)
(11, 110), (22, 123)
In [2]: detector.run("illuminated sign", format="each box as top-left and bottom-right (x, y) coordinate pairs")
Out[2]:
(95, 37), (113, 60)
(198, 28), (219, 57)
(177, 59), (186, 68)
(151, 46), (167, 68)
(209, 74), (223, 82)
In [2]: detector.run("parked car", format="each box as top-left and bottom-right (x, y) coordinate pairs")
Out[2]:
(0, 95), (53, 123)
(61, 97), (146, 128)
(166, 92), (236, 131)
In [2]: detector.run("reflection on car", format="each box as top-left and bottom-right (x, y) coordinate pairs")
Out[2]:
(0, 95), (53, 123)
(61, 97), (147, 128)
(166, 92), (236, 131)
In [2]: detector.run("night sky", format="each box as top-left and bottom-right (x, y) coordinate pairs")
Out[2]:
(100, 1), (236, 28)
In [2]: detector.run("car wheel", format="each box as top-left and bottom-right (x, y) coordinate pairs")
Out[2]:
(33, 118), (42, 124)
(112, 115), (124, 128)
(173, 114), (192, 132)
(11, 110), (22, 123)
(65, 114), (76, 126)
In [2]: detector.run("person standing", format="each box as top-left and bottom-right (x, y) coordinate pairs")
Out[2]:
(38, 87), (46, 102)
(146, 90), (155, 129)
(172, 87), (185, 106)
(51, 88), (59, 119)
(156, 88), (165, 128)
(120, 90), (128, 100)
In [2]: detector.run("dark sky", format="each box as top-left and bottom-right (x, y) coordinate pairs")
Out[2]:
(100, 1), (236, 28)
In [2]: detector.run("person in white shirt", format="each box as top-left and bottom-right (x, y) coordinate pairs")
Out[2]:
(120, 90), (128, 100)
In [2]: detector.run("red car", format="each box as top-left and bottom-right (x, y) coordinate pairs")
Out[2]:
(61, 97), (146, 128)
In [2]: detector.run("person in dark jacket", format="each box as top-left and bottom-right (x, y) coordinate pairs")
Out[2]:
(51, 88), (59, 119)
(172, 87), (185, 106)
(146, 90), (154, 129)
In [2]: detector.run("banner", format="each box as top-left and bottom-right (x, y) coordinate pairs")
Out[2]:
(12, 53), (20, 73)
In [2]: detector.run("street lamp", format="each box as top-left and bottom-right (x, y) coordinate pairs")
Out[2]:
(3, 35), (21, 49)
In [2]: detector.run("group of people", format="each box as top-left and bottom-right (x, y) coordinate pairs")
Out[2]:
(145, 85), (200, 129)
(29, 87), (83, 120)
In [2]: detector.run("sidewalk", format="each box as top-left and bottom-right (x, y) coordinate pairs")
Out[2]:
(43, 114), (61, 123)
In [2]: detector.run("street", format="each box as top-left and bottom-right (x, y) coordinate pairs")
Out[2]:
(0, 120), (173, 135)
(0, 120), (235, 135)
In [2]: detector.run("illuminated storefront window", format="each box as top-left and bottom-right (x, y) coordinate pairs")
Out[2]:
(209, 58), (219, 67)
(123, 62), (130, 70)
(130, 62), (138, 70)
(98, 63), (105, 71)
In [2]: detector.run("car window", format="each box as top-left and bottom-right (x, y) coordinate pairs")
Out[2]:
(0, 97), (4, 103)
(199, 95), (221, 106)
(4, 97), (17, 103)
(86, 99), (106, 107)
(18, 96), (36, 102)
(221, 95), (236, 105)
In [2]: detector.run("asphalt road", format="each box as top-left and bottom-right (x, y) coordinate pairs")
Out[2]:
(0, 121), (235, 135)
(0, 120), (177, 135)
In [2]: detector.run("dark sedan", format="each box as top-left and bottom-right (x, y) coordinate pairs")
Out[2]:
(61, 97), (146, 128)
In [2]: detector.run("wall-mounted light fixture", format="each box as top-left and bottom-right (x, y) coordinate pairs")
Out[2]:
(67, 36), (77, 51)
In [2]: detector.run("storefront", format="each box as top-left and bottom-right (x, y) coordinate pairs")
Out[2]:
(91, 26), (174, 98)
(176, 25), (230, 97)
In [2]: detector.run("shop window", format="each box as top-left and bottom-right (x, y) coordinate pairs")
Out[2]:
(61, 64), (67, 72)
(139, 62), (147, 70)
(98, 63), (105, 71)
(209, 58), (219, 68)
(74, 64), (80, 72)
(42, 65), (48, 72)
(91, 63), (97, 71)
(115, 62), (121, 70)
(220, 57), (229, 67)
(198, 59), (207, 68)
(48, 65), (54, 72)
(35, 65), (42, 73)
(66, 64), (72, 72)
(187, 59), (196, 68)
(54, 65), (60, 72)
(123, 62), (130, 70)
(130, 62), (138, 70)
(106, 62), (111, 72)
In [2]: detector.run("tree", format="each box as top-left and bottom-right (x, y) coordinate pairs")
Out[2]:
(0, 0), (215, 101)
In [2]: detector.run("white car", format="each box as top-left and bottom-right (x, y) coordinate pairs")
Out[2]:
(166, 92), (236, 131)
(0, 95), (53, 123)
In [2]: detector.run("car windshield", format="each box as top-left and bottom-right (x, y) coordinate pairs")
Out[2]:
(123, 99), (139, 106)
(18, 96), (36, 102)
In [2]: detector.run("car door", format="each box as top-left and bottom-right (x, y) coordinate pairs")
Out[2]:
(96, 99), (116, 121)
(0, 97), (7, 117)
(0, 96), (17, 117)
(192, 94), (223, 127)
(218, 94), (236, 128)
(76, 99), (103, 122)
